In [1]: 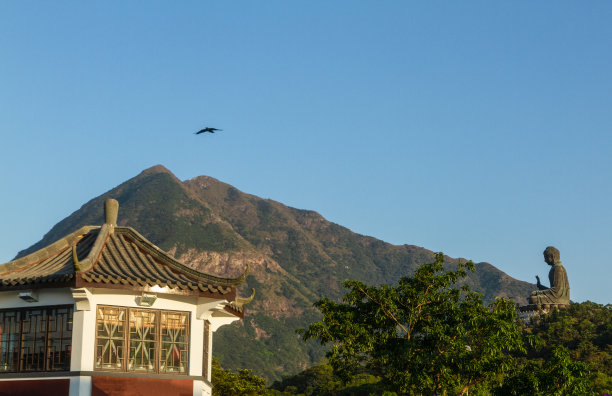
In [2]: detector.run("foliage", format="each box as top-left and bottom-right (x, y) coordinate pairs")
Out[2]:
(270, 363), (391, 395)
(267, 300), (611, 395)
(521, 302), (612, 394)
(212, 357), (269, 396)
(215, 311), (327, 382)
(494, 346), (591, 395)
(301, 253), (529, 395)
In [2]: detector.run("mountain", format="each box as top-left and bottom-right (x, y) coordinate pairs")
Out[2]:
(15, 165), (535, 382)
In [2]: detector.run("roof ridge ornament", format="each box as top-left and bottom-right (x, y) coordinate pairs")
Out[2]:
(76, 224), (112, 273)
(105, 199), (119, 226)
(234, 262), (250, 285)
(72, 245), (84, 272)
(235, 288), (255, 307)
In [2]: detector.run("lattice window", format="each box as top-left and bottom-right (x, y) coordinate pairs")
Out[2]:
(95, 306), (189, 375)
(46, 307), (73, 372)
(20, 309), (46, 371)
(0, 311), (19, 372)
(160, 311), (188, 374)
(129, 309), (157, 372)
(96, 306), (126, 370)
(0, 306), (73, 373)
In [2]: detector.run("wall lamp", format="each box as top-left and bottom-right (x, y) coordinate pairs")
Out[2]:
(18, 290), (39, 303)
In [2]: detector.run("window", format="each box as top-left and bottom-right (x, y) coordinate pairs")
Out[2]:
(0, 306), (73, 373)
(95, 306), (189, 374)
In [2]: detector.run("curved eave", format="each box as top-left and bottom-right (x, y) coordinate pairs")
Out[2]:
(225, 303), (245, 319)
(0, 275), (75, 291)
(74, 276), (237, 300)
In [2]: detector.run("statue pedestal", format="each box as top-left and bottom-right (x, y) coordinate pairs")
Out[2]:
(518, 303), (569, 323)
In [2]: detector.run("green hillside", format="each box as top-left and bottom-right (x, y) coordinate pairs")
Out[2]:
(15, 165), (535, 382)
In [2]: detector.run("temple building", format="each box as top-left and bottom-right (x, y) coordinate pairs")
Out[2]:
(0, 199), (251, 396)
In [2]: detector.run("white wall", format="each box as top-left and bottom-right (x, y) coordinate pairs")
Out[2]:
(0, 288), (74, 308)
(0, 287), (239, 396)
(70, 288), (239, 378)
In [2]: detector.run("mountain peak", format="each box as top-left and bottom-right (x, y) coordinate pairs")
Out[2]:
(135, 164), (185, 186)
(139, 164), (176, 177)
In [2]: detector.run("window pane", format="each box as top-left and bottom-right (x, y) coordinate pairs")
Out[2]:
(95, 307), (125, 370)
(94, 306), (191, 375)
(46, 307), (73, 371)
(160, 311), (189, 373)
(128, 310), (157, 372)
(0, 307), (73, 373)
(0, 311), (20, 372)
(20, 310), (47, 372)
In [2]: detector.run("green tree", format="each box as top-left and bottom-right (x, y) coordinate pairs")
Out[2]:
(271, 362), (390, 395)
(212, 357), (269, 396)
(521, 302), (612, 394)
(494, 346), (591, 395)
(301, 253), (529, 395)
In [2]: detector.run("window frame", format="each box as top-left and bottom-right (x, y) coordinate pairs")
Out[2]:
(94, 305), (190, 375)
(0, 305), (74, 373)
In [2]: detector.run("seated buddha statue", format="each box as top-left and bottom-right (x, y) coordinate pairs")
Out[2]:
(528, 246), (570, 305)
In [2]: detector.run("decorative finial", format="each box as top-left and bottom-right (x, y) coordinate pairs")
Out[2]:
(104, 199), (119, 226)
(235, 288), (256, 307)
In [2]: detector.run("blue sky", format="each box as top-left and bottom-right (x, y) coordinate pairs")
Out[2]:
(1, 2), (611, 303)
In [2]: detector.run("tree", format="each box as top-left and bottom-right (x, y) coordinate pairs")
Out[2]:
(212, 357), (269, 396)
(519, 302), (611, 394)
(494, 346), (591, 395)
(301, 253), (529, 395)
(270, 362), (389, 395)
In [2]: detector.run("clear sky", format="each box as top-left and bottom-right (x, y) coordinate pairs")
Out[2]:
(1, 2), (611, 303)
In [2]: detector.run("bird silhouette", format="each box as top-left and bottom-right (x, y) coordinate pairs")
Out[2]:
(195, 127), (222, 134)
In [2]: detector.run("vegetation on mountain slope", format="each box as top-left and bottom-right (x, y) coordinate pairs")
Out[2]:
(516, 301), (612, 395)
(14, 165), (536, 382)
(212, 358), (268, 396)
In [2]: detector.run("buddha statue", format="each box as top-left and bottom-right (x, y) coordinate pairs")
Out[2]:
(528, 246), (570, 305)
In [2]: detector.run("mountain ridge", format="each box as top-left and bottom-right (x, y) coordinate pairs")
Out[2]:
(13, 164), (535, 381)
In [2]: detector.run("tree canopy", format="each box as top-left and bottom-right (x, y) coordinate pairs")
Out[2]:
(213, 253), (610, 395)
(300, 253), (530, 395)
(513, 301), (612, 395)
(212, 357), (268, 396)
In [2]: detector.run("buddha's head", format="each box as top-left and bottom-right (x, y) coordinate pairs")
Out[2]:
(543, 246), (560, 265)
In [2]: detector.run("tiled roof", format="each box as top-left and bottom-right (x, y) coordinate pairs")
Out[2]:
(78, 227), (239, 294)
(0, 201), (247, 298)
(0, 226), (98, 287)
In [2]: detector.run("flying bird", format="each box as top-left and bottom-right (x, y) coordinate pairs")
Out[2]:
(195, 127), (222, 135)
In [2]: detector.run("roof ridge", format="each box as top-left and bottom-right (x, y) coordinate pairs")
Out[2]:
(0, 226), (100, 275)
(75, 224), (112, 273)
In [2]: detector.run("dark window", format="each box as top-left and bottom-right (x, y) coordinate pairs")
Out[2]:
(95, 306), (189, 374)
(0, 306), (73, 373)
